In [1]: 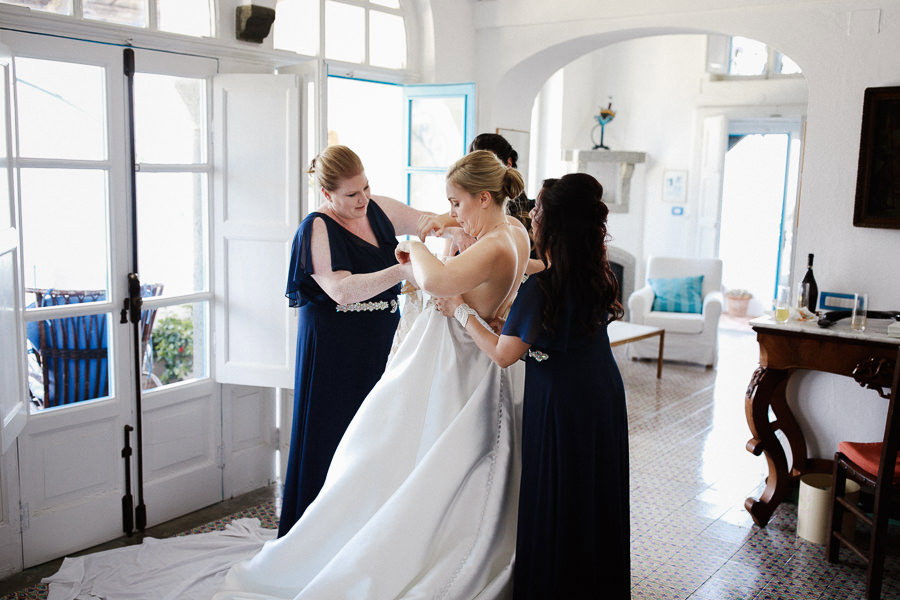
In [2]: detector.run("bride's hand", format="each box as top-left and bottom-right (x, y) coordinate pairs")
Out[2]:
(395, 241), (413, 264)
(416, 214), (445, 241)
(446, 227), (476, 255)
(397, 260), (417, 286)
(488, 316), (505, 334)
(433, 295), (464, 317)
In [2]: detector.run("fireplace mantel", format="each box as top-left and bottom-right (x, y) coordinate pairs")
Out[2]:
(562, 149), (646, 213)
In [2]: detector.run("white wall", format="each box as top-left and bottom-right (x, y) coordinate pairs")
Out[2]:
(564, 35), (711, 269)
(420, 0), (900, 452)
(556, 35), (808, 287)
(462, 0), (900, 309)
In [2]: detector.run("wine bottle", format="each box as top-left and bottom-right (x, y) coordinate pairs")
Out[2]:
(801, 253), (818, 313)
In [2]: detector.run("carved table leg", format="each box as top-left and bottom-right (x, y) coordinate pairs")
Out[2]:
(744, 366), (795, 526)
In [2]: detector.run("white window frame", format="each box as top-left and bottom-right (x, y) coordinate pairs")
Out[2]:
(0, 0), (216, 37)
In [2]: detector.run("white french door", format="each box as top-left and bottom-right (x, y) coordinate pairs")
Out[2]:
(6, 30), (222, 567)
(0, 34), (26, 579)
(11, 31), (136, 567)
(128, 47), (222, 529)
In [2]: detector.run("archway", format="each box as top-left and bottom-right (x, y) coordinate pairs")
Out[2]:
(490, 32), (808, 305)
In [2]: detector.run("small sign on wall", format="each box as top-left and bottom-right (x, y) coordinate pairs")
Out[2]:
(663, 169), (687, 204)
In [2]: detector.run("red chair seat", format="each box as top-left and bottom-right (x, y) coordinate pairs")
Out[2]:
(839, 441), (900, 484)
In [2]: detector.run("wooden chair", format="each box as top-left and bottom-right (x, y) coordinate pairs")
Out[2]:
(826, 346), (900, 599)
(29, 288), (108, 408)
(28, 284), (164, 408)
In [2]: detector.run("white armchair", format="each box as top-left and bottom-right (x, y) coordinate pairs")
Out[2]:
(627, 256), (724, 367)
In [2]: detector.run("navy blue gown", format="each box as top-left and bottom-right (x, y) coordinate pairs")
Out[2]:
(279, 201), (401, 537)
(502, 273), (630, 598)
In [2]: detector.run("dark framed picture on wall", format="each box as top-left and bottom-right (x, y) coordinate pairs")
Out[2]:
(853, 85), (900, 229)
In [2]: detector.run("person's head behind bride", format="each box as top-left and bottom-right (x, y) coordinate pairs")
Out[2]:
(396, 150), (528, 321)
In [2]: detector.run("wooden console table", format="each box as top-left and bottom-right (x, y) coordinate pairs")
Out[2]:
(744, 315), (899, 526)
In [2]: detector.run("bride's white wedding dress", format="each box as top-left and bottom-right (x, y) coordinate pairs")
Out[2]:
(45, 302), (523, 600)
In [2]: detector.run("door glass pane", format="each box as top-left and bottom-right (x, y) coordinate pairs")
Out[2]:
(369, 10), (406, 69)
(325, 1), (365, 63)
(134, 73), (206, 164)
(409, 172), (449, 255)
(145, 301), (208, 389)
(0, 0), (72, 14)
(157, 0), (212, 37)
(0, 62), (10, 231)
(327, 77), (403, 201)
(26, 309), (112, 411)
(409, 96), (465, 168)
(136, 173), (207, 296)
(14, 58), (106, 161)
(83, 0), (146, 27)
(408, 172), (447, 215)
(20, 169), (109, 294)
(370, 0), (399, 7)
(274, 0), (319, 56)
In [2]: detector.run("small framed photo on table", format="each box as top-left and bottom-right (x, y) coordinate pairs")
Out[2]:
(662, 169), (687, 204)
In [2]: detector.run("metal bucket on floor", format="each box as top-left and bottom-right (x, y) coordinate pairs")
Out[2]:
(797, 473), (860, 544)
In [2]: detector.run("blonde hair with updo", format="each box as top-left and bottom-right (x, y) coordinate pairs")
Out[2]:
(307, 145), (364, 192)
(446, 150), (524, 207)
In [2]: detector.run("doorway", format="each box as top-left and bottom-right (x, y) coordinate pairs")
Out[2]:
(718, 118), (802, 316)
(4, 29), (222, 568)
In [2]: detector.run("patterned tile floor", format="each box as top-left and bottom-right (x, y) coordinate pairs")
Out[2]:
(1, 318), (898, 599)
(623, 321), (900, 600)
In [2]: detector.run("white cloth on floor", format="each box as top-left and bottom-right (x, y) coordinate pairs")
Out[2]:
(42, 308), (524, 600)
(43, 518), (275, 600)
(216, 308), (524, 600)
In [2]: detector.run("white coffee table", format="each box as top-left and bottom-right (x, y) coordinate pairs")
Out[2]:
(608, 321), (665, 378)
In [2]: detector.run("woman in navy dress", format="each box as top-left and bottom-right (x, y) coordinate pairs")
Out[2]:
(279, 145), (449, 537)
(437, 172), (630, 598)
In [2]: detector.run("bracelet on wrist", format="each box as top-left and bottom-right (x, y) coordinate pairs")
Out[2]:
(454, 303), (477, 328)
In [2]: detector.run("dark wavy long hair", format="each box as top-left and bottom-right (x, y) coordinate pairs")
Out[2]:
(532, 173), (624, 334)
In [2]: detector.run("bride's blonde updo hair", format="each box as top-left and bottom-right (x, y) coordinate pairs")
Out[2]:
(446, 150), (524, 207)
(308, 145), (364, 192)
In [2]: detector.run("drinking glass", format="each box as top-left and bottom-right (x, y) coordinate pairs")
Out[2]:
(851, 293), (868, 332)
(796, 282), (810, 311)
(774, 285), (790, 323)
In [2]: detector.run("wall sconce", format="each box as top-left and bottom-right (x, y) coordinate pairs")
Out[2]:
(236, 4), (276, 44)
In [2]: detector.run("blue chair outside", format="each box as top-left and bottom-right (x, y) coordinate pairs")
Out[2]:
(27, 284), (163, 408)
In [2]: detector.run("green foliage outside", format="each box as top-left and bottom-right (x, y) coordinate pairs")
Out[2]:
(151, 312), (194, 384)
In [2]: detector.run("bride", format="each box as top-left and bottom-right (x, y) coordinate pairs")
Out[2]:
(44, 150), (530, 600)
(213, 150), (530, 600)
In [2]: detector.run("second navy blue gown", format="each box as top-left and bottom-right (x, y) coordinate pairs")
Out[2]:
(502, 273), (630, 599)
(278, 201), (401, 537)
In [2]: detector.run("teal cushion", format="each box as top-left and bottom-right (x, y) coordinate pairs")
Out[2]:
(648, 275), (704, 314)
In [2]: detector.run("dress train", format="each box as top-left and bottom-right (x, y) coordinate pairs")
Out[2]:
(43, 308), (523, 600)
(215, 308), (523, 600)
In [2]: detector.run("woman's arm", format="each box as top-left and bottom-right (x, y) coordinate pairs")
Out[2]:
(417, 212), (458, 241)
(370, 196), (469, 247)
(396, 237), (504, 298)
(525, 258), (546, 275)
(435, 296), (529, 368)
(371, 195), (439, 239)
(309, 217), (410, 305)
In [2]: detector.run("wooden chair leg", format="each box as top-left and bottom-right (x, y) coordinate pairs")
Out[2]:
(826, 457), (845, 564)
(865, 480), (894, 599)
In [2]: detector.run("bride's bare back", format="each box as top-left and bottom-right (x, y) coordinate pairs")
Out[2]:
(447, 218), (528, 321)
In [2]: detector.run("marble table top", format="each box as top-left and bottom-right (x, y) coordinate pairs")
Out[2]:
(750, 314), (900, 346)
